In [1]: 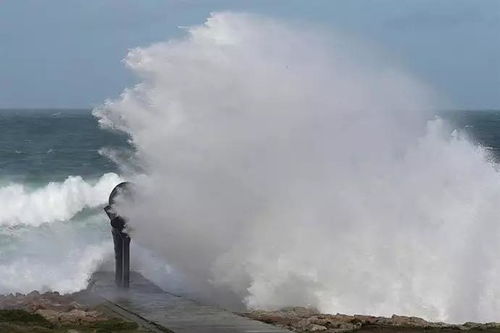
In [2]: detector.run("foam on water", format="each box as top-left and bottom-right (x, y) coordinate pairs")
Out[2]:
(0, 173), (122, 226)
(0, 173), (123, 293)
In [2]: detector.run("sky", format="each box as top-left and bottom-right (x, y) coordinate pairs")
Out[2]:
(0, 0), (498, 110)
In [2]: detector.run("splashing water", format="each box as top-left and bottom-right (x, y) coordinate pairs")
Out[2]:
(0, 173), (123, 294)
(95, 12), (500, 322)
(0, 173), (122, 226)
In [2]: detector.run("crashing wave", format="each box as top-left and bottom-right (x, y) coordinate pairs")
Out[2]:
(0, 173), (122, 226)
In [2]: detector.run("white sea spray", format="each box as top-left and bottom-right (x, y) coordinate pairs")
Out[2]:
(0, 173), (122, 226)
(95, 12), (500, 322)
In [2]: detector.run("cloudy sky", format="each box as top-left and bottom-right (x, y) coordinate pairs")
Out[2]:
(0, 0), (498, 109)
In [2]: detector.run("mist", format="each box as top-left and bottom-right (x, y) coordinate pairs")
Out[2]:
(94, 12), (500, 322)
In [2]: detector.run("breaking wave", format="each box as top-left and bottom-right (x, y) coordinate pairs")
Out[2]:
(0, 173), (122, 226)
(95, 12), (500, 322)
(0, 173), (123, 294)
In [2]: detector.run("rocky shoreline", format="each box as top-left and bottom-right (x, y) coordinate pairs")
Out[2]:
(0, 291), (107, 325)
(0, 291), (140, 332)
(243, 307), (500, 332)
(4, 291), (500, 332)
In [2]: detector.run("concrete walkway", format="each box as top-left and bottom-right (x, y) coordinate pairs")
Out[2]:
(89, 271), (291, 333)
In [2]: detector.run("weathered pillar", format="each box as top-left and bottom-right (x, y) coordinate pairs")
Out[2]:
(104, 182), (133, 289)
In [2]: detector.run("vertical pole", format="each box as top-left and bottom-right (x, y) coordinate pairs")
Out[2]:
(113, 228), (123, 288)
(106, 182), (133, 290)
(122, 234), (130, 289)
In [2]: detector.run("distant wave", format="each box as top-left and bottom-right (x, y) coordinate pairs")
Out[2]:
(0, 173), (122, 226)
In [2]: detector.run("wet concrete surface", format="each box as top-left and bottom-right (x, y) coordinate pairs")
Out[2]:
(89, 271), (291, 333)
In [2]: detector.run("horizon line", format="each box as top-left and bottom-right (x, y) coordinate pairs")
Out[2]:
(1, 108), (500, 112)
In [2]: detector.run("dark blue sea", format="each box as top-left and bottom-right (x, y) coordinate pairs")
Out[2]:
(0, 109), (130, 293)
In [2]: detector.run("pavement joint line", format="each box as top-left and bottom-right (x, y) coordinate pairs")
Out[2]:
(100, 296), (174, 333)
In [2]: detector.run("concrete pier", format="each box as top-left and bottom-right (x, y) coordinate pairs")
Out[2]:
(89, 271), (291, 333)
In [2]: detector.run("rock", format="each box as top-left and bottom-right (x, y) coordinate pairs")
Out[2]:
(281, 307), (320, 317)
(0, 290), (90, 313)
(36, 309), (60, 323)
(62, 309), (106, 324)
(59, 309), (89, 324)
(352, 314), (379, 324)
(35, 307), (107, 325)
(0, 290), (110, 327)
(484, 322), (500, 329)
(243, 307), (500, 332)
(309, 324), (327, 331)
(389, 314), (430, 327)
(244, 308), (378, 332)
(69, 301), (86, 310)
(27, 291), (40, 297)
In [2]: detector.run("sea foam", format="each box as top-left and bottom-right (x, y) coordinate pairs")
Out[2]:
(0, 173), (123, 294)
(0, 173), (122, 226)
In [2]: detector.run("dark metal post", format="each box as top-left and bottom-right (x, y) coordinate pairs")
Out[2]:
(122, 234), (130, 289)
(105, 182), (133, 289)
(112, 228), (124, 287)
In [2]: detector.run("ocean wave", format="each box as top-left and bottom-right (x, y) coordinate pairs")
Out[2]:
(0, 173), (123, 226)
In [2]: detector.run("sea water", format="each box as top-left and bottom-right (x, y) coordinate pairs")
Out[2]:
(1, 108), (499, 301)
(0, 109), (129, 293)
